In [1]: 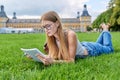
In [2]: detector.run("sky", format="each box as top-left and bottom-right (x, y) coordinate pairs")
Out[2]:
(0, 0), (110, 22)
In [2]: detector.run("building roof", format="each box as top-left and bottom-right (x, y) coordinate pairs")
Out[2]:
(61, 18), (80, 23)
(0, 12), (7, 17)
(12, 12), (17, 19)
(7, 18), (80, 23)
(0, 5), (8, 18)
(7, 19), (40, 23)
(81, 4), (91, 17)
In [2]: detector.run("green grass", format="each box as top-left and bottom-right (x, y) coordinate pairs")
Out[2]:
(0, 32), (120, 80)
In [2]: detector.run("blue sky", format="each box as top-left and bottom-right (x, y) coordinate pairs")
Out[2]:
(0, 0), (110, 22)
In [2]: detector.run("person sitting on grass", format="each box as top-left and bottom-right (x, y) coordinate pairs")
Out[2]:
(30, 11), (114, 65)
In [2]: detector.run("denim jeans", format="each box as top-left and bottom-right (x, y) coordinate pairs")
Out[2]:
(81, 31), (114, 56)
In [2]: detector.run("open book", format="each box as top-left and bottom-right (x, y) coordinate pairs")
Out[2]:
(21, 48), (46, 62)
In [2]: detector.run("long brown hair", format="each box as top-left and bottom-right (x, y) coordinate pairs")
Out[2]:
(41, 11), (69, 60)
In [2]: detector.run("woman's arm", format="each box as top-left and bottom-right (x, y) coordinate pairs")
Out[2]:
(67, 30), (77, 60)
(36, 54), (74, 65)
(52, 31), (77, 63)
(53, 58), (74, 63)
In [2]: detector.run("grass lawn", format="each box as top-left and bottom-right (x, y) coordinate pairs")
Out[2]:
(0, 32), (120, 80)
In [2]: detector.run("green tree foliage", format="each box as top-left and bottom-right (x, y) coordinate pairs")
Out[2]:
(92, 0), (120, 31)
(108, 0), (115, 8)
(110, 0), (120, 31)
(87, 26), (93, 31)
(92, 9), (113, 28)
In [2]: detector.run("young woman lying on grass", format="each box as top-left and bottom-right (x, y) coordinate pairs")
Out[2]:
(27, 11), (114, 65)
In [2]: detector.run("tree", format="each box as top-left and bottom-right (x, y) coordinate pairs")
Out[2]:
(92, 0), (120, 31)
(87, 26), (93, 31)
(92, 9), (113, 28)
(110, 0), (120, 31)
(108, 0), (115, 8)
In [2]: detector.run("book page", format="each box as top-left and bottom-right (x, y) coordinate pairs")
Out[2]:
(21, 48), (46, 62)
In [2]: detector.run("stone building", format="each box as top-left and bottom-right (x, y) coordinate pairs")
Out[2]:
(0, 4), (91, 33)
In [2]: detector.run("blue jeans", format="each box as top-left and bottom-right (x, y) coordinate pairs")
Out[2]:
(81, 31), (114, 56)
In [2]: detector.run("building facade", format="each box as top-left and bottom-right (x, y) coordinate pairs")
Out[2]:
(0, 4), (91, 33)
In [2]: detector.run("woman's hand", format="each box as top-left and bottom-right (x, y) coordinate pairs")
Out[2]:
(26, 54), (32, 59)
(36, 54), (53, 65)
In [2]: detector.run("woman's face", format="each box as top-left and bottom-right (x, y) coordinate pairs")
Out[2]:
(42, 20), (59, 36)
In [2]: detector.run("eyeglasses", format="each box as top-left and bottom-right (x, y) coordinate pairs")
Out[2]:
(43, 24), (52, 30)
